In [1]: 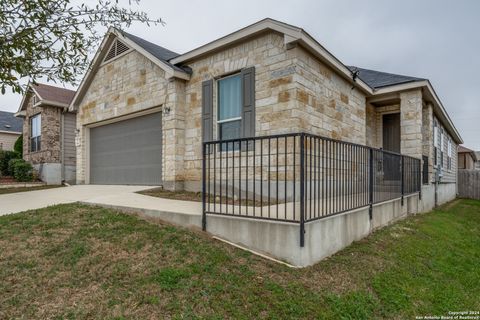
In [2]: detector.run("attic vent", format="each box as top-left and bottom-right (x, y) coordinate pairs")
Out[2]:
(5, 125), (11, 129)
(104, 39), (130, 62)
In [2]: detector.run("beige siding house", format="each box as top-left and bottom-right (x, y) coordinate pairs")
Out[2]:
(16, 83), (77, 184)
(0, 111), (22, 151)
(458, 146), (477, 170)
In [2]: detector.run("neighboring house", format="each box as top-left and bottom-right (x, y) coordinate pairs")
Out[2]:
(69, 18), (461, 205)
(15, 83), (77, 184)
(476, 152), (480, 170)
(458, 146), (478, 170)
(0, 111), (22, 151)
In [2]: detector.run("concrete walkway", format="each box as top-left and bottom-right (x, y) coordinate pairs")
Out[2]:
(0, 185), (188, 216)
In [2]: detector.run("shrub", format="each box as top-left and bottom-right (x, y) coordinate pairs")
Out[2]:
(12, 160), (34, 182)
(8, 158), (23, 176)
(0, 150), (20, 176)
(14, 135), (23, 158)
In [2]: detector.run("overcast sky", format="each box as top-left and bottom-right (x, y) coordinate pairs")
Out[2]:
(1, 0), (479, 149)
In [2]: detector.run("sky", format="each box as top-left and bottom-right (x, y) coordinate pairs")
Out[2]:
(1, 0), (479, 149)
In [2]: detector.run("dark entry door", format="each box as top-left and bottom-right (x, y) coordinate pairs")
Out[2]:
(382, 113), (400, 153)
(382, 113), (401, 181)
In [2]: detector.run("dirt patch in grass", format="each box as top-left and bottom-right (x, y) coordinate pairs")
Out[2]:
(139, 187), (281, 206)
(0, 185), (63, 195)
(0, 200), (479, 319)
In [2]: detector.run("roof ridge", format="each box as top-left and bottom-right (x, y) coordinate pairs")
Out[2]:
(348, 66), (426, 81)
(33, 82), (76, 94)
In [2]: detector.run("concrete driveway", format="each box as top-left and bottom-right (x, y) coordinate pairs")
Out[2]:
(0, 185), (155, 216)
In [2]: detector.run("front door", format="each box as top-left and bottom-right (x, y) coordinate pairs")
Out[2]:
(382, 113), (400, 153)
(382, 113), (401, 181)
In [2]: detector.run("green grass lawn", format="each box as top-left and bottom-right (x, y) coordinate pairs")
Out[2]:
(0, 199), (479, 319)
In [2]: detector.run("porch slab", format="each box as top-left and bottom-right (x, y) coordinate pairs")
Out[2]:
(81, 191), (202, 229)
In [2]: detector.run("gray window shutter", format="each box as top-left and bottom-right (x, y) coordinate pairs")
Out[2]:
(241, 67), (255, 138)
(202, 79), (213, 143)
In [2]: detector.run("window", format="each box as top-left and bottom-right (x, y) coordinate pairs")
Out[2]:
(30, 114), (41, 152)
(440, 130), (444, 168)
(217, 74), (242, 144)
(433, 121), (438, 166)
(422, 155), (429, 184)
(447, 138), (452, 170)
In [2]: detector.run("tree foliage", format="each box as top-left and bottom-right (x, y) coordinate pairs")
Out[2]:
(14, 135), (23, 157)
(0, 0), (163, 94)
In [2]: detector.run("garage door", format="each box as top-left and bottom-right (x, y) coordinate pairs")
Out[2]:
(90, 112), (162, 185)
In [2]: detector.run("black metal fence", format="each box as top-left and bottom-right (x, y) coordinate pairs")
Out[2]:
(202, 133), (421, 245)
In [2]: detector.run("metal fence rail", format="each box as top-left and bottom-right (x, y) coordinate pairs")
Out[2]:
(202, 132), (421, 245)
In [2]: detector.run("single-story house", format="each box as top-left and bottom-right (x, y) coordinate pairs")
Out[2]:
(458, 146), (478, 170)
(0, 111), (22, 151)
(70, 18), (461, 199)
(68, 18), (463, 265)
(15, 83), (77, 184)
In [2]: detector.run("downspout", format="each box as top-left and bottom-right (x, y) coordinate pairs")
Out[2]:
(61, 111), (65, 182)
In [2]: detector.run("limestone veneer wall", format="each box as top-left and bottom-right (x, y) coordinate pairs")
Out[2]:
(76, 50), (170, 184)
(181, 32), (368, 191)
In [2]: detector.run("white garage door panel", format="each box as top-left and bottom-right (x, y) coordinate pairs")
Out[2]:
(90, 112), (162, 185)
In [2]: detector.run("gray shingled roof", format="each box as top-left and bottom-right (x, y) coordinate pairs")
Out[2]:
(348, 66), (425, 89)
(0, 111), (22, 133)
(120, 31), (192, 74)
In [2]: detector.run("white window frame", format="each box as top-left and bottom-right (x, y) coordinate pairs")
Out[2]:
(216, 73), (242, 142)
(30, 113), (41, 152)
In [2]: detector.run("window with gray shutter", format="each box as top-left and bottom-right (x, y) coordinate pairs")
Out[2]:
(202, 79), (213, 143)
(202, 67), (256, 149)
(241, 67), (255, 138)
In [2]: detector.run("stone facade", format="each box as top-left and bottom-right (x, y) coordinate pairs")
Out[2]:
(76, 30), (458, 192)
(23, 94), (62, 165)
(400, 90), (423, 159)
(364, 90), (457, 186)
(179, 33), (367, 190)
(76, 50), (170, 184)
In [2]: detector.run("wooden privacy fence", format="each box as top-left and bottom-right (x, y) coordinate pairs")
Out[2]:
(458, 169), (480, 199)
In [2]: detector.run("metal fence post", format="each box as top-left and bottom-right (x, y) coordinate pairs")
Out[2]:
(299, 134), (305, 247)
(202, 143), (207, 231)
(418, 158), (422, 200)
(401, 156), (404, 206)
(368, 148), (373, 220)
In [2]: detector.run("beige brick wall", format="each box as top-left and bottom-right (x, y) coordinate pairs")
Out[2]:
(400, 90), (423, 159)
(294, 46), (367, 145)
(181, 33), (299, 189)
(0, 132), (20, 151)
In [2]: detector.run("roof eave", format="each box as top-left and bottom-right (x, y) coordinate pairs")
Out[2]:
(373, 80), (463, 144)
(69, 28), (190, 112)
(14, 110), (26, 118)
(35, 100), (69, 109)
(170, 18), (373, 95)
(0, 130), (22, 135)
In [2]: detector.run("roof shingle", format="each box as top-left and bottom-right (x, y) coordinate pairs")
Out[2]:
(348, 66), (425, 89)
(120, 31), (191, 74)
(0, 111), (23, 133)
(33, 83), (76, 105)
